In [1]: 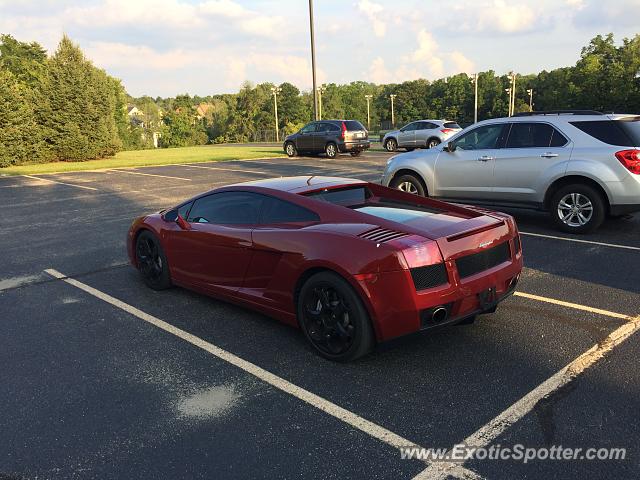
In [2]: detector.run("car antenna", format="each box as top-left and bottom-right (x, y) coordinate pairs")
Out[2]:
(307, 176), (315, 185)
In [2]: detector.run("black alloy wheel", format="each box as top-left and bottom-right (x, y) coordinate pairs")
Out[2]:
(298, 272), (373, 361)
(136, 230), (171, 290)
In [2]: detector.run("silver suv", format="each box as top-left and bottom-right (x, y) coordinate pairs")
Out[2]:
(381, 111), (640, 233)
(382, 120), (461, 152)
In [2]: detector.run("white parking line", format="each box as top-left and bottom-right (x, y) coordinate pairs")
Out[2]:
(44, 267), (462, 472)
(413, 311), (640, 479)
(177, 164), (271, 175)
(22, 175), (98, 191)
(108, 169), (192, 181)
(520, 231), (640, 252)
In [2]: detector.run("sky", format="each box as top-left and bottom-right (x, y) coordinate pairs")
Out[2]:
(0, 0), (639, 97)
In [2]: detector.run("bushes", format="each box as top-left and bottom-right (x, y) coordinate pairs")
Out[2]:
(0, 34), (128, 166)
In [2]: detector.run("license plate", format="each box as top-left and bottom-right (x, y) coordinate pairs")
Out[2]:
(355, 132), (364, 138)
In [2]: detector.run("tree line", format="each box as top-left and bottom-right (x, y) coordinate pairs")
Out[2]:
(1, 33), (639, 166)
(0, 34), (134, 167)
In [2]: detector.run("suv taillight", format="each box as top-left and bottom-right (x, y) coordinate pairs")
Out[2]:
(615, 150), (640, 174)
(340, 121), (347, 140)
(441, 128), (455, 134)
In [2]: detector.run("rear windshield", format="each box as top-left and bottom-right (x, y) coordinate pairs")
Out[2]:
(306, 186), (370, 205)
(344, 120), (365, 131)
(570, 119), (640, 147)
(354, 206), (438, 224)
(443, 122), (461, 129)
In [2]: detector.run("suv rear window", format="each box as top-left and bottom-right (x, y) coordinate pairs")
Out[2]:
(570, 119), (640, 147)
(443, 122), (461, 129)
(344, 121), (365, 131)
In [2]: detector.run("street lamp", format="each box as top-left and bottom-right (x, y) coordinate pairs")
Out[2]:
(470, 73), (479, 123)
(526, 88), (533, 112)
(271, 86), (282, 142)
(505, 88), (512, 116)
(389, 94), (397, 128)
(316, 84), (327, 120)
(364, 94), (373, 130)
(308, 0), (318, 120)
(509, 72), (517, 116)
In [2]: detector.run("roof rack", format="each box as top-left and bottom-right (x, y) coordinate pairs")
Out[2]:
(513, 110), (604, 117)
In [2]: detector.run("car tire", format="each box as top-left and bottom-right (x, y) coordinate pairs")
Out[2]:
(325, 142), (338, 159)
(350, 151), (362, 157)
(405, 147), (415, 152)
(384, 138), (397, 152)
(427, 138), (441, 149)
(390, 173), (426, 196)
(297, 272), (374, 362)
(285, 142), (297, 157)
(135, 230), (172, 290)
(550, 184), (605, 234)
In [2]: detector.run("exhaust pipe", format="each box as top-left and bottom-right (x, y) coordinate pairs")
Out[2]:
(431, 306), (448, 323)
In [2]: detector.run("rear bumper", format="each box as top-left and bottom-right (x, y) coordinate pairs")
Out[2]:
(356, 239), (523, 341)
(339, 140), (370, 152)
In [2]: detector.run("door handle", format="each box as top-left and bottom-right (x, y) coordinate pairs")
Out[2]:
(477, 156), (494, 162)
(541, 152), (559, 158)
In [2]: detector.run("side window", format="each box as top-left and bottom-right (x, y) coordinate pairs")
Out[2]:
(326, 123), (340, 132)
(187, 192), (264, 225)
(569, 120), (635, 146)
(454, 124), (504, 150)
(260, 196), (320, 224)
(549, 128), (568, 147)
(178, 201), (192, 219)
(300, 123), (317, 134)
(401, 123), (416, 132)
(506, 122), (558, 148)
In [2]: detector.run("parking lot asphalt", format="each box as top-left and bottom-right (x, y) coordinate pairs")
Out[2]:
(1, 150), (639, 479)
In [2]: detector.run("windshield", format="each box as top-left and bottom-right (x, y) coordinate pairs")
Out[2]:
(306, 186), (371, 206)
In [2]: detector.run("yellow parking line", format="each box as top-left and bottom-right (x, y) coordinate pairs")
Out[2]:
(514, 291), (630, 320)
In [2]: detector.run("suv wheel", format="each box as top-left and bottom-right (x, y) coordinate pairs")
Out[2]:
(285, 142), (297, 157)
(427, 138), (440, 149)
(390, 173), (426, 196)
(384, 138), (397, 152)
(550, 184), (605, 233)
(325, 142), (338, 159)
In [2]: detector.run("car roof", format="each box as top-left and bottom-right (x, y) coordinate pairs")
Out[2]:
(230, 176), (367, 194)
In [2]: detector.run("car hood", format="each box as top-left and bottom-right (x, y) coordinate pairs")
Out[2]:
(384, 130), (401, 139)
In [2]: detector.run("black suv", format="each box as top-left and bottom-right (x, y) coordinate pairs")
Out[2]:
(284, 120), (370, 158)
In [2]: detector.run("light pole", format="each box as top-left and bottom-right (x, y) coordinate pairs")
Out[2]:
(271, 86), (282, 142)
(471, 73), (479, 123)
(526, 88), (533, 112)
(389, 94), (397, 128)
(505, 88), (512, 116)
(308, 0), (318, 120)
(364, 94), (373, 130)
(510, 72), (517, 116)
(316, 84), (327, 120)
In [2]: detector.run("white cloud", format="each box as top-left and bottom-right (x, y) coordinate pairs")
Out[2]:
(447, 0), (540, 34)
(84, 42), (201, 70)
(357, 0), (386, 38)
(449, 51), (475, 75)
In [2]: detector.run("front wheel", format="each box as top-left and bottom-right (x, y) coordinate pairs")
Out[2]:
(384, 138), (397, 152)
(325, 142), (338, 159)
(298, 272), (374, 362)
(550, 184), (605, 233)
(285, 142), (297, 157)
(390, 173), (426, 196)
(135, 230), (172, 290)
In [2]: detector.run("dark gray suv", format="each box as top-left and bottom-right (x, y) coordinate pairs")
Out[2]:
(284, 120), (370, 158)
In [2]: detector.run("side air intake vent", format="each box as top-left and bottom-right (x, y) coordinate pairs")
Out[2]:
(358, 227), (408, 243)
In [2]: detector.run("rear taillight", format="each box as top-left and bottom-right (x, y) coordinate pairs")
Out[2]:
(615, 150), (640, 174)
(401, 240), (443, 268)
(440, 128), (455, 135)
(340, 121), (347, 140)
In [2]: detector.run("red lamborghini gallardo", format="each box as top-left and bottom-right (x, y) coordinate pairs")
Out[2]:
(127, 176), (523, 361)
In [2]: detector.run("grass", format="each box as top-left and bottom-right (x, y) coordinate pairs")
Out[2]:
(0, 145), (286, 176)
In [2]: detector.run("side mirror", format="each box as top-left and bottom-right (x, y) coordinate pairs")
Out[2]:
(446, 141), (456, 152)
(176, 214), (191, 230)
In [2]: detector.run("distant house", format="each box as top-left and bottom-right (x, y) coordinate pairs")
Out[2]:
(196, 103), (213, 119)
(127, 105), (144, 128)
